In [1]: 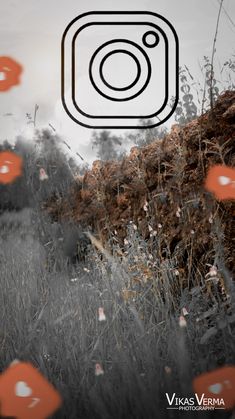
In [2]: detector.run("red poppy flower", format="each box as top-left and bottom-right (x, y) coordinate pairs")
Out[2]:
(0, 56), (23, 92)
(0, 151), (23, 184)
(205, 165), (235, 201)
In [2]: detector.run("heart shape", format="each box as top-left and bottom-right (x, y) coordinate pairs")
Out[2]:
(15, 381), (33, 398)
(208, 383), (223, 395)
(218, 176), (231, 186)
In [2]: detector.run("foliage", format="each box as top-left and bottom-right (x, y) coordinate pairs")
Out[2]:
(91, 130), (124, 161)
(126, 119), (168, 148)
(174, 67), (198, 125)
(175, 53), (235, 126)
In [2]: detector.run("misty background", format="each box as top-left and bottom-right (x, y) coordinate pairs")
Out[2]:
(0, 0), (235, 163)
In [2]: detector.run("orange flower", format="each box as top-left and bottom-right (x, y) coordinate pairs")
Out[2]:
(0, 56), (23, 92)
(0, 151), (23, 184)
(205, 165), (235, 201)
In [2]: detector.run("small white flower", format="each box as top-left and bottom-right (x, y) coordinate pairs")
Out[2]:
(158, 223), (163, 229)
(209, 214), (213, 224)
(124, 238), (129, 246)
(39, 168), (49, 181)
(83, 267), (90, 273)
(174, 269), (180, 276)
(143, 201), (149, 212)
(179, 315), (187, 328)
(71, 277), (79, 283)
(182, 307), (189, 316)
(190, 230), (195, 235)
(206, 265), (218, 278)
(98, 307), (106, 322)
(133, 224), (138, 231)
(95, 363), (104, 376)
(148, 225), (153, 232)
(176, 207), (181, 218)
(148, 254), (153, 260)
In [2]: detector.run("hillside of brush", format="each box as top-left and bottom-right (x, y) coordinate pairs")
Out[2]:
(46, 91), (235, 283)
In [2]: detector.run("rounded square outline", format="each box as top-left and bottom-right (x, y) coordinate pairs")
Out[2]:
(71, 22), (169, 119)
(61, 11), (179, 129)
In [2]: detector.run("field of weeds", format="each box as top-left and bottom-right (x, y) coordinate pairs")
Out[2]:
(0, 93), (234, 419)
(0, 208), (234, 419)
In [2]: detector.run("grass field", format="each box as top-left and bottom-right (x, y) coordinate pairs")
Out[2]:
(0, 205), (234, 419)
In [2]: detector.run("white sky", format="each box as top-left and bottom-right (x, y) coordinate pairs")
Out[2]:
(0, 0), (235, 164)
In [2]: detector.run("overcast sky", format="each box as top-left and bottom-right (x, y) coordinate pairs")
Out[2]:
(0, 0), (234, 164)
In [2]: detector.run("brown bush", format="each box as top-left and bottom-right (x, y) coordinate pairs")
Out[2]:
(45, 91), (235, 280)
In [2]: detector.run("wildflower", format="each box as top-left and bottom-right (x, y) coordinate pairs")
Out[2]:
(191, 230), (195, 235)
(39, 168), (49, 181)
(182, 307), (189, 316)
(206, 265), (218, 278)
(158, 223), (163, 229)
(148, 225), (153, 232)
(70, 277), (79, 283)
(98, 307), (106, 322)
(176, 207), (181, 218)
(0, 151), (22, 184)
(164, 366), (172, 374)
(174, 269), (180, 276)
(124, 238), (129, 246)
(143, 201), (148, 212)
(209, 214), (213, 224)
(179, 315), (187, 328)
(133, 224), (138, 231)
(83, 267), (90, 273)
(150, 230), (157, 237)
(114, 230), (118, 235)
(95, 363), (104, 376)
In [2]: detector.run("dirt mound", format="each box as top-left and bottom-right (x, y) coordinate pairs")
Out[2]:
(45, 91), (235, 279)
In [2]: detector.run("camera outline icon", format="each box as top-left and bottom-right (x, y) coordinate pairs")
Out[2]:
(61, 11), (179, 129)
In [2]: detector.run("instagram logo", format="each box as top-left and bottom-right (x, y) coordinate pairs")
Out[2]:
(61, 11), (179, 129)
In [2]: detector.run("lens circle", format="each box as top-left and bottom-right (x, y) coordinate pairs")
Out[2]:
(89, 39), (152, 102)
(100, 50), (141, 91)
(142, 31), (160, 48)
